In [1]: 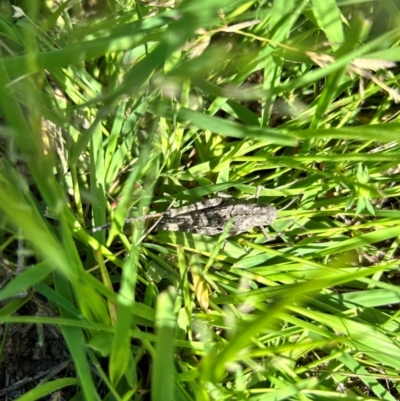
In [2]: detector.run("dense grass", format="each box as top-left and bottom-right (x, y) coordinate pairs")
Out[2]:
(1, 0), (400, 400)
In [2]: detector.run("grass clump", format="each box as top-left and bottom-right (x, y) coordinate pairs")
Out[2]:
(0, 0), (400, 400)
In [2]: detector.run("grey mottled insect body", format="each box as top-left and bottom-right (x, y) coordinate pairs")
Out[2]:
(91, 198), (278, 236)
(155, 200), (277, 237)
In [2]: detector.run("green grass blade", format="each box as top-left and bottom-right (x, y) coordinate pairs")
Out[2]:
(152, 287), (177, 401)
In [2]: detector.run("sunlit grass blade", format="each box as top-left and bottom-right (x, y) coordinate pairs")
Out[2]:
(151, 288), (177, 401)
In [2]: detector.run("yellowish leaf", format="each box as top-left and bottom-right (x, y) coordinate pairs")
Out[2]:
(191, 270), (210, 312)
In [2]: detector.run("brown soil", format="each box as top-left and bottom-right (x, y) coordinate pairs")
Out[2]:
(0, 297), (74, 400)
